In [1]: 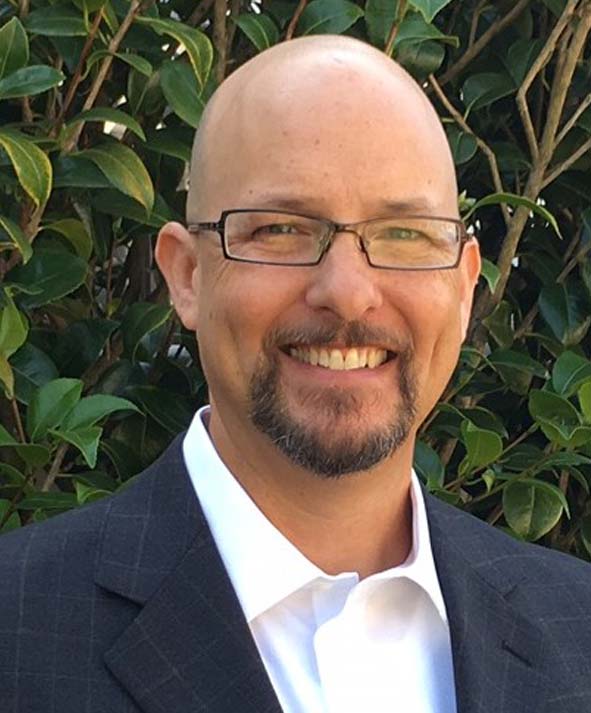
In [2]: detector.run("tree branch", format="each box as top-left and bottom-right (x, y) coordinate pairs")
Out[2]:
(213, 0), (227, 84)
(438, 0), (531, 87)
(62, 0), (143, 152)
(384, 0), (408, 57)
(555, 91), (591, 147)
(428, 74), (509, 227)
(53, 7), (105, 132)
(473, 1), (590, 325)
(516, 0), (579, 161)
(543, 135), (591, 187)
(286, 0), (308, 40)
(187, 0), (214, 27)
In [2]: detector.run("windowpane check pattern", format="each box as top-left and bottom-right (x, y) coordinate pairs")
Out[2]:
(188, 209), (470, 270)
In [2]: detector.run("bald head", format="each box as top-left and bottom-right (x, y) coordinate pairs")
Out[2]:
(187, 36), (457, 221)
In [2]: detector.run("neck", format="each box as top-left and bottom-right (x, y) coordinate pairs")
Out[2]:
(207, 407), (415, 579)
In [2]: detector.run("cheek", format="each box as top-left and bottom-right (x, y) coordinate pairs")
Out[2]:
(401, 277), (464, 399)
(196, 262), (303, 377)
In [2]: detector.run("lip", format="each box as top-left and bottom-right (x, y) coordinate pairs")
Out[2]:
(277, 347), (398, 385)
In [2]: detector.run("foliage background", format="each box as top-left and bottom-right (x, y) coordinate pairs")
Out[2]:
(0, 0), (590, 555)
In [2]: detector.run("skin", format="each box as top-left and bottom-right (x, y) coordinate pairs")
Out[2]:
(156, 36), (481, 578)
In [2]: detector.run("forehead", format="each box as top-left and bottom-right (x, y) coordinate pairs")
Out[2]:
(193, 57), (457, 220)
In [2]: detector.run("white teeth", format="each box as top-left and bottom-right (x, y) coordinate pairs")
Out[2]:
(289, 346), (388, 370)
(344, 348), (359, 369)
(329, 349), (344, 370)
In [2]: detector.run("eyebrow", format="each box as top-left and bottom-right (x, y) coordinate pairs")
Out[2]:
(251, 195), (436, 216)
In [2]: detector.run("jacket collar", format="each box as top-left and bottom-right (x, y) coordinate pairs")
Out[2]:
(424, 493), (549, 713)
(96, 436), (549, 713)
(96, 435), (283, 713)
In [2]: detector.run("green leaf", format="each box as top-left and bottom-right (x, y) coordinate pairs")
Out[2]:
(296, 0), (364, 35)
(0, 354), (14, 398)
(464, 192), (562, 238)
(235, 13), (280, 51)
(529, 389), (580, 426)
(580, 382), (591, 424)
(25, 5), (88, 36)
(445, 125), (478, 166)
(460, 421), (503, 473)
(0, 214), (32, 263)
(395, 39), (445, 77)
(462, 72), (515, 112)
(0, 500), (21, 532)
(84, 50), (153, 79)
(10, 249), (87, 309)
(413, 439), (445, 488)
(10, 343), (58, 405)
(504, 38), (544, 86)
(52, 318), (117, 377)
(482, 300), (514, 349)
(394, 12), (458, 49)
(552, 351), (591, 396)
(17, 491), (78, 510)
(503, 479), (566, 541)
(49, 426), (102, 468)
(27, 377), (83, 441)
(0, 422), (17, 446)
(160, 60), (204, 130)
(77, 141), (154, 213)
(62, 394), (140, 430)
(121, 302), (172, 361)
(408, 0), (453, 22)
(130, 385), (192, 434)
(489, 349), (547, 378)
(529, 451), (591, 476)
(0, 292), (28, 358)
(0, 129), (52, 207)
(480, 258), (500, 293)
(69, 107), (146, 141)
(53, 155), (112, 189)
(528, 389), (591, 447)
(75, 481), (111, 505)
(137, 17), (213, 90)
(0, 65), (64, 100)
(364, 0), (397, 46)
(144, 127), (192, 163)
(92, 190), (176, 228)
(539, 283), (591, 346)
(42, 218), (92, 260)
(0, 17), (29, 80)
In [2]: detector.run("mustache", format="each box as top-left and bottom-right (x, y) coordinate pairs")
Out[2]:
(264, 320), (410, 353)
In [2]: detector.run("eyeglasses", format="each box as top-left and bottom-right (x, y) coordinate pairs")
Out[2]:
(187, 209), (470, 270)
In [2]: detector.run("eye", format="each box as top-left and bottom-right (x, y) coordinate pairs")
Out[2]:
(255, 223), (299, 235)
(383, 228), (427, 241)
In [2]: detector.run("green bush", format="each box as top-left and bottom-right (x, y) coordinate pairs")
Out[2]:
(0, 0), (590, 554)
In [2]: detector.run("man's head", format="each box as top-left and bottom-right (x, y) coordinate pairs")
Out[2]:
(156, 36), (481, 478)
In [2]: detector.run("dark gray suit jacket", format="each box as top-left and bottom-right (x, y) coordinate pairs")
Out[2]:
(1, 436), (591, 712)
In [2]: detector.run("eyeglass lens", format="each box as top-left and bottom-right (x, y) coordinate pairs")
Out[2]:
(224, 211), (461, 268)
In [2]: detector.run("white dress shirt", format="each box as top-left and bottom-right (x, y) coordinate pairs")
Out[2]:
(183, 406), (456, 713)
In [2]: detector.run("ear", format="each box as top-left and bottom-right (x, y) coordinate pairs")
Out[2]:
(458, 238), (481, 339)
(155, 221), (200, 331)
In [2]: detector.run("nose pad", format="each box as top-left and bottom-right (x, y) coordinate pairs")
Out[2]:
(324, 229), (367, 263)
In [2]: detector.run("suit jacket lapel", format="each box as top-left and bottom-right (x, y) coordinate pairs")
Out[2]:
(425, 494), (550, 713)
(95, 436), (282, 713)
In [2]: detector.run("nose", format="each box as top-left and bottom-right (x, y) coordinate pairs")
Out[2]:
(304, 230), (383, 320)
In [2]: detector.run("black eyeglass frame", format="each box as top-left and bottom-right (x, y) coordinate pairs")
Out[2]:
(187, 208), (472, 270)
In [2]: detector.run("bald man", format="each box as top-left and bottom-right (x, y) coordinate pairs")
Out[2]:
(1, 36), (591, 713)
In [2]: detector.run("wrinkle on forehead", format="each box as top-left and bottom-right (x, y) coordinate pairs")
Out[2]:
(187, 36), (457, 220)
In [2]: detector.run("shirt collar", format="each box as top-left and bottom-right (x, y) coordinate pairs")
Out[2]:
(183, 406), (448, 624)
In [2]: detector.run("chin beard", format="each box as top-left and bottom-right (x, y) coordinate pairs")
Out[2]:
(249, 346), (418, 479)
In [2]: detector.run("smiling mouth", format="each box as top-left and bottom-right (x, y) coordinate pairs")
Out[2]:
(285, 345), (394, 370)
